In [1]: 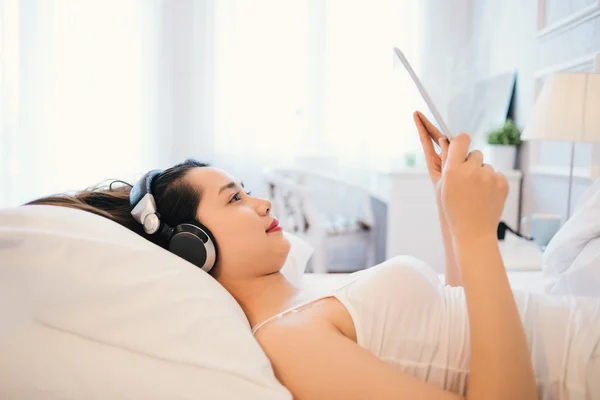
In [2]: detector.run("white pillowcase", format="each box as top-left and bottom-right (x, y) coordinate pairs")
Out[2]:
(281, 231), (314, 287)
(0, 205), (292, 399)
(543, 177), (600, 297)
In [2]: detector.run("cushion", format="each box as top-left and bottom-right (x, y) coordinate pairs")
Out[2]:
(0, 205), (292, 399)
(547, 236), (600, 297)
(543, 177), (600, 297)
(280, 231), (313, 287)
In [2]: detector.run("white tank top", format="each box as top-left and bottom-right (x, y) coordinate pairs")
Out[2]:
(252, 256), (600, 399)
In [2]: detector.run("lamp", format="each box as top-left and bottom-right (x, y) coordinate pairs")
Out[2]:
(521, 72), (600, 220)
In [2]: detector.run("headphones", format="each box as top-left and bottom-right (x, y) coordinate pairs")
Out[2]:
(129, 169), (218, 273)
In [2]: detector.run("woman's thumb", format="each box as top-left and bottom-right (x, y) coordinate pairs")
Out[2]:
(438, 137), (449, 167)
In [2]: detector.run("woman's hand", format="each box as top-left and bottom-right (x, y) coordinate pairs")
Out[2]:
(439, 133), (509, 241)
(414, 111), (462, 286)
(413, 111), (447, 188)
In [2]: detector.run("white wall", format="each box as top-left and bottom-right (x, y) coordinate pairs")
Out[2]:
(420, 0), (600, 226)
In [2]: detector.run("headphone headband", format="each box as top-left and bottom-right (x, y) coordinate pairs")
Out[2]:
(130, 170), (163, 235)
(129, 169), (162, 209)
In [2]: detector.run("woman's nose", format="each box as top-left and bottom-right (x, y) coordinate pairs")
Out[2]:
(257, 198), (272, 216)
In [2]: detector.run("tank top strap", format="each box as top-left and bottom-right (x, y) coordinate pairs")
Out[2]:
(251, 270), (367, 336)
(251, 295), (332, 336)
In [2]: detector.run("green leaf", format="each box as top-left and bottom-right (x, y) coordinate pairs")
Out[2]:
(486, 119), (521, 145)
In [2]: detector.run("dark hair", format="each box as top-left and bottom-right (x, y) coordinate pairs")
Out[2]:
(24, 159), (210, 250)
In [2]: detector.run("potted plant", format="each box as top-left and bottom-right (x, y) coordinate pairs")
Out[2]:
(486, 119), (521, 171)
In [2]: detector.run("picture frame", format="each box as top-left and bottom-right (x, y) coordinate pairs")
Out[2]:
(537, 0), (600, 39)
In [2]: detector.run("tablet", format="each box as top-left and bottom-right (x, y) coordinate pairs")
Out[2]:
(393, 47), (454, 140)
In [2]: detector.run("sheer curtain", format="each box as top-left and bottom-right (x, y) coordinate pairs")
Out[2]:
(0, 0), (422, 207)
(322, 0), (422, 170)
(0, 0), (19, 207)
(213, 0), (423, 181)
(0, 0), (163, 207)
(212, 0), (312, 191)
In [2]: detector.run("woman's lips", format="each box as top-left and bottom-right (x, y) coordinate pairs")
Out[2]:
(266, 218), (281, 233)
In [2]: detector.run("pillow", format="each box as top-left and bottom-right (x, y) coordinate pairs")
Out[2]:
(0, 205), (291, 399)
(543, 177), (600, 296)
(547, 236), (600, 297)
(281, 231), (314, 287)
(574, 176), (600, 212)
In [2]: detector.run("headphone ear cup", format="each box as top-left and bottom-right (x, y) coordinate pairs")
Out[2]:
(143, 213), (161, 235)
(169, 223), (218, 272)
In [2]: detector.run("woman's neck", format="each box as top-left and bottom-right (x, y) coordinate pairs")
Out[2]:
(219, 272), (310, 328)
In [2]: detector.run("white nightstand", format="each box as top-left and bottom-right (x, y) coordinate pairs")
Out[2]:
(439, 234), (546, 293)
(380, 167), (524, 273)
(499, 234), (546, 293)
(498, 234), (543, 271)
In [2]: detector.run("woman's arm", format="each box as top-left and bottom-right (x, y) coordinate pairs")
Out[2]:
(455, 233), (536, 400)
(256, 320), (466, 400)
(440, 134), (537, 400)
(437, 197), (461, 286)
(413, 112), (461, 286)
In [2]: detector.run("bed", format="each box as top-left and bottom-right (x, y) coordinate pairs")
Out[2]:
(1, 198), (597, 399)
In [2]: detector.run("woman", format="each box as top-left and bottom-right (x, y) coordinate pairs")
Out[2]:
(27, 112), (599, 400)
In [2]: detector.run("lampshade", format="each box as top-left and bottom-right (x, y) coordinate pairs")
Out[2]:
(521, 72), (600, 143)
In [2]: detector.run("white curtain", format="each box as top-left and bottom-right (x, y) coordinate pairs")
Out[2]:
(322, 0), (423, 170)
(0, 0), (161, 207)
(0, 0), (218, 207)
(213, 0), (423, 179)
(0, 0), (19, 207)
(0, 0), (422, 207)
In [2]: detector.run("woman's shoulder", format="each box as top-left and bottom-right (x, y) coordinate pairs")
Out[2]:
(253, 281), (361, 344)
(253, 299), (344, 348)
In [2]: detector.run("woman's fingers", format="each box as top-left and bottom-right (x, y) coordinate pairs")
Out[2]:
(495, 171), (509, 198)
(413, 112), (436, 157)
(415, 111), (446, 144)
(467, 150), (484, 166)
(482, 163), (494, 172)
(447, 133), (471, 167)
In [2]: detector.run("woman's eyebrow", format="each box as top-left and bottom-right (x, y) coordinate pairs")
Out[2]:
(218, 181), (244, 195)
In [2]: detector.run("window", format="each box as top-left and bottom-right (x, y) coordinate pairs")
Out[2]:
(213, 0), (423, 171)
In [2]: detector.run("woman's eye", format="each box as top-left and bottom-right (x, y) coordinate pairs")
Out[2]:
(230, 192), (242, 203)
(229, 190), (252, 204)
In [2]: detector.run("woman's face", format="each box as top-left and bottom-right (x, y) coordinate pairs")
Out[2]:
(184, 167), (290, 280)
